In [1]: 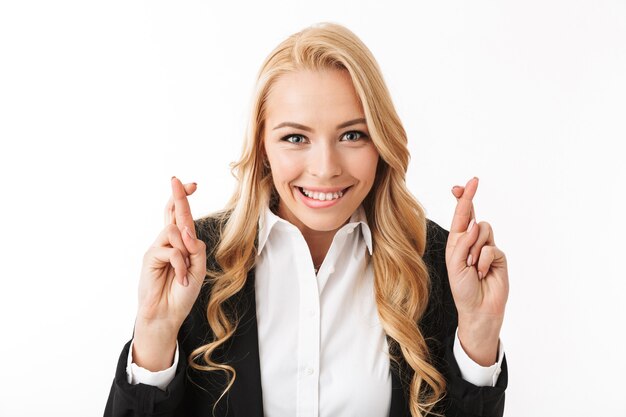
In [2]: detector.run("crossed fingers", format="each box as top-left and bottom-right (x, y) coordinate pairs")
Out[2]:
(450, 177), (497, 280)
(164, 180), (197, 226)
(162, 177), (197, 269)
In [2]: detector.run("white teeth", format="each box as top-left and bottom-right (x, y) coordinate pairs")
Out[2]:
(301, 187), (344, 201)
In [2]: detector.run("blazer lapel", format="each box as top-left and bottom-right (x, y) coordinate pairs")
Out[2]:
(223, 268), (265, 417)
(388, 341), (410, 417)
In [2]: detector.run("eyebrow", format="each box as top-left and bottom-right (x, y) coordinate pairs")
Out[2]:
(272, 118), (367, 132)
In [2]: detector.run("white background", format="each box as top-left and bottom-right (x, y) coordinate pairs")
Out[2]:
(1, 1), (624, 416)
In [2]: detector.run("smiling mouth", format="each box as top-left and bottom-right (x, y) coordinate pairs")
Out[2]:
(295, 185), (352, 201)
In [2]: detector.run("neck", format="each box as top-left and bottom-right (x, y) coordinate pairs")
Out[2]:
(301, 228), (334, 269)
(276, 202), (348, 271)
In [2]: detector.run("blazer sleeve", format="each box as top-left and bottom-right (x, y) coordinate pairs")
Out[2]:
(103, 331), (190, 417)
(103, 217), (222, 417)
(422, 219), (508, 417)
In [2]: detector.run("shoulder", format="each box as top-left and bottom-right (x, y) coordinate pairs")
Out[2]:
(193, 210), (232, 260)
(194, 211), (228, 245)
(423, 218), (449, 270)
(178, 213), (230, 341)
(421, 218), (457, 343)
(422, 217), (451, 296)
(426, 217), (449, 244)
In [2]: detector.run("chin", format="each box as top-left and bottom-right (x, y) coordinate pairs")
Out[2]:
(301, 217), (347, 232)
(294, 206), (354, 231)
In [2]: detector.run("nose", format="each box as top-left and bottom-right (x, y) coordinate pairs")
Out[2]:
(307, 142), (342, 179)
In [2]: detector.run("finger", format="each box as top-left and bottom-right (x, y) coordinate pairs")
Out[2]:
(467, 221), (495, 266)
(145, 246), (189, 286)
(165, 182), (197, 225)
(449, 217), (480, 271)
(151, 224), (191, 267)
(476, 245), (506, 280)
(451, 185), (476, 222)
(181, 225), (206, 286)
(166, 204), (175, 227)
(164, 182), (197, 226)
(450, 177), (479, 234)
(171, 176), (196, 235)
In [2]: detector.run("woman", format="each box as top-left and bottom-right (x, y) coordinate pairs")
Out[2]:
(105, 22), (509, 417)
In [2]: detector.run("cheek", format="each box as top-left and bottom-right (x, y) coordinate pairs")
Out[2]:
(352, 148), (379, 183)
(271, 156), (301, 184)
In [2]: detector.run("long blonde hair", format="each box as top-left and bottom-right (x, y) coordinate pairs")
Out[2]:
(189, 22), (446, 417)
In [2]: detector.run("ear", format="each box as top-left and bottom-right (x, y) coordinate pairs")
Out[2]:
(260, 150), (270, 169)
(259, 142), (270, 167)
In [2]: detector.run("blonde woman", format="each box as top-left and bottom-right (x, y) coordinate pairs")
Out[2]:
(105, 22), (509, 417)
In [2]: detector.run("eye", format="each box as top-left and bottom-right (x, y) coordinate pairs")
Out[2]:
(280, 130), (369, 144)
(280, 134), (308, 144)
(341, 130), (368, 142)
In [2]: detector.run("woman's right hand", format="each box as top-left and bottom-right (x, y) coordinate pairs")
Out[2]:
(135, 176), (207, 343)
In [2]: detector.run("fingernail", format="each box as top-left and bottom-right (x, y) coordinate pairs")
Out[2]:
(192, 182), (197, 186)
(478, 271), (484, 280)
(171, 176), (176, 180)
(468, 218), (475, 232)
(466, 254), (473, 267)
(185, 226), (194, 239)
(183, 275), (189, 287)
(185, 257), (190, 268)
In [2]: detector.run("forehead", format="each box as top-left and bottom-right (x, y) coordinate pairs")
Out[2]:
(264, 69), (364, 124)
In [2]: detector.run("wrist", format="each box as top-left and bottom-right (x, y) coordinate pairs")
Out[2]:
(457, 316), (502, 366)
(132, 319), (179, 371)
(134, 316), (180, 337)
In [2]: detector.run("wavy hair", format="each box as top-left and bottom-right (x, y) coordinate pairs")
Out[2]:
(189, 22), (446, 417)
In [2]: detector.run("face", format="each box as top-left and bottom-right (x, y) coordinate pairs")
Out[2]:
(262, 68), (380, 234)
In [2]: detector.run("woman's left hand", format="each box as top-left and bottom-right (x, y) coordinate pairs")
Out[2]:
(445, 177), (509, 366)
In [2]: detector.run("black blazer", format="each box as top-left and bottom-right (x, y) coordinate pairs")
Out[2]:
(104, 217), (507, 417)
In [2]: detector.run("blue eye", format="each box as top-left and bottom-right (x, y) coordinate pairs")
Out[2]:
(280, 130), (369, 144)
(341, 130), (368, 142)
(281, 134), (307, 144)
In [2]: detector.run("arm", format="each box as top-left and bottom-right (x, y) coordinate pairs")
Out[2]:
(452, 328), (504, 387)
(440, 332), (508, 417)
(104, 342), (188, 417)
(126, 338), (179, 391)
(424, 218), (508, 417)
(103, 322), (190, 417)
(104, 217), (217, 417)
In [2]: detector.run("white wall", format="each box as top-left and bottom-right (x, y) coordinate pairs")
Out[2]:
(1, 1), (624, 415)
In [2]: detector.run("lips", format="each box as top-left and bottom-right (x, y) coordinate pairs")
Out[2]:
(296, 185), (351, 199)
(298, 185), (352, 194)
(293, 185), (348, 209)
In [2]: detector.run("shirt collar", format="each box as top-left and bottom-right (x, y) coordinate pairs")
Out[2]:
(257, 203), (373, 256)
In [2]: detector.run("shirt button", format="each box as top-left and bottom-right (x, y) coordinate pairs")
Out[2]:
(304, 367), (314, 375)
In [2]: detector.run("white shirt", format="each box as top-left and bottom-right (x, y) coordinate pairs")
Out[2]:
(127, 204), (505, 415)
